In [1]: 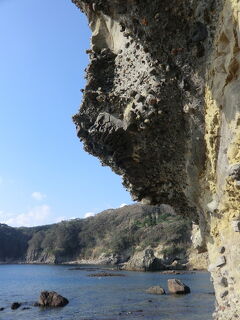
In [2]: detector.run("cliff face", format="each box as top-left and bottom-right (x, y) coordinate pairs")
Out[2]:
(202, 2), (240, 319)
(73, 0), (216, 212)
(73, 0), (240, 319)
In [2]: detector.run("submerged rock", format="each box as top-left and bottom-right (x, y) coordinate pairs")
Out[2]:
(146, 286), (165, 295)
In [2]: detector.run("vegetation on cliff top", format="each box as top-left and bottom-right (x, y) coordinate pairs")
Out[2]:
(0, 204), (191, 264)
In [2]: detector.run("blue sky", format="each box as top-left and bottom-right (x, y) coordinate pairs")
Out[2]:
(0, 0), (132, 227)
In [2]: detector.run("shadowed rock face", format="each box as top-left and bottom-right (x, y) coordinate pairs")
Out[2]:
(72, 0), (240, 319)
(72, 0), (220, 213)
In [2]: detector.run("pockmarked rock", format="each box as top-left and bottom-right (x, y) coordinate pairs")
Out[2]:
(37, 291), (69, 307)
(167, 279), (190, 294)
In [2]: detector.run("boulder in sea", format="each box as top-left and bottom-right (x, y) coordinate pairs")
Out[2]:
(146, 286), (166, 295)
(167, 279), (190, 294)
(11, 302), (21, 310)
(0, 307), (4, 311)
(37, 291), (69, 307)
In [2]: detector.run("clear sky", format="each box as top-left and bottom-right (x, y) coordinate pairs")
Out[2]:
(0, 0), (132, 227)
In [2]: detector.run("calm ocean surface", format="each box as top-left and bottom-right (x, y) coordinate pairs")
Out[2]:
(0, 265), (214, 320)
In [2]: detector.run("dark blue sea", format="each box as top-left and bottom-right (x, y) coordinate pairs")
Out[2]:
(0, 265), (214, 320)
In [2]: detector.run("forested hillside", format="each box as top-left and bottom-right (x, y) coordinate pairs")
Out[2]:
(0, 204), (193, 268)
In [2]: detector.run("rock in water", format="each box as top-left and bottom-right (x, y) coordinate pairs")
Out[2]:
(167, 279), (190, 294)
(38, 291), (69, 307)
(146, 286), (165, 295)
(11, 302), (21, 310)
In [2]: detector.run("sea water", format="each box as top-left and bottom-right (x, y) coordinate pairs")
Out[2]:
(0, 265), (214, 320)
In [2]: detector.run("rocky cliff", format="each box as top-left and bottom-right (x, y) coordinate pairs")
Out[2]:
(73, 0), (240, 319)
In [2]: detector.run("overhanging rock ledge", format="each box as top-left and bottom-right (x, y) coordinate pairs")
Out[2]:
(72, 1), (240, 319)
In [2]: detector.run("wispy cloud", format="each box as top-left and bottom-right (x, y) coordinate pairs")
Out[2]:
(55, 216), (77, 223)
(0, 205), (51, 227)
(119, 203), (127, 208)
(31, 191), (46, 201)
(84, 212), (95, 219)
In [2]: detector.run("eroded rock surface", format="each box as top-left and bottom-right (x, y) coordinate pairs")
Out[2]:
(73, 0), (219, 212)
(73, 0), (240, 319)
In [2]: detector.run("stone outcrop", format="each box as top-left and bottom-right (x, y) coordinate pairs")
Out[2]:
(11, 302), (21, 310)
(26, 250), (56, 264)
(73, 0), (210, 212)
(73, 0), (240, 318)
(37, 291), (69, 308)
(167, 279), (191, 294)
(122, 248), (165, 271)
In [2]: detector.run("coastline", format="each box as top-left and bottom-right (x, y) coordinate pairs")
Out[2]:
(0, 260), (207, 273)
